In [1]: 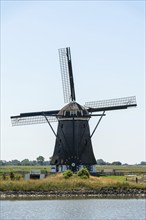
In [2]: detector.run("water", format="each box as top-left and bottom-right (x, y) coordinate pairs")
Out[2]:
(1, 199), (145, 220)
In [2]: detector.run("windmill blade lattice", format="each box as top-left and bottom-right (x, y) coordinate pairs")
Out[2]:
(85, 96), (137, 112)
(11, 115), (57, 126)
(59, 47), (76, 103)
(11, 110), (59, 126)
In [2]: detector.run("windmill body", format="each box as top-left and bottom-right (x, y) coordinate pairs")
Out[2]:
(51, 102), (96, 172)
(11, 47), (137, 173)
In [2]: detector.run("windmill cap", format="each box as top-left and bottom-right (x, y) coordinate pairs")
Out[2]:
(58, 101), (89, 117)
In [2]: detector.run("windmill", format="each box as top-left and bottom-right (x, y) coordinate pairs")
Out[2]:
(11, 47), (137, 173)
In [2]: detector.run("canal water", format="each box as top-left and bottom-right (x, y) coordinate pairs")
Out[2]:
(1, 199), (145, 220)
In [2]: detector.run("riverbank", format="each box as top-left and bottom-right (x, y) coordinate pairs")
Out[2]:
(1, 188), (146, 200)
(1, 173), (146, 199)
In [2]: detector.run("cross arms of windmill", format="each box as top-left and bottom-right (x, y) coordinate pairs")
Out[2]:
(11, 110), (59, 126)
(85, 96), (137, 113)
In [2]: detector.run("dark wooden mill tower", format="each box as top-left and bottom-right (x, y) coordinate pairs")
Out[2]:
(11, 47), (137, 173)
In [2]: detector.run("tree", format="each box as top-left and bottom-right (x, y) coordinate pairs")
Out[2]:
(31, 160), (37, 166)
(0, 160), (6, 166)
(43, 160), (50, 166)
(96, 159), (106, 165)
(140, 161), (146, 165)
(11, 160), (21, 165)
(36, 156), (45, 165)
(112, 161), (122, 165)
(21, 159), (30, 166)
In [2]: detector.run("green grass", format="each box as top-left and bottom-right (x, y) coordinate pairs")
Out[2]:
(0, 165), (145, 192)
(104, 176), (126, 181)
(0, 173), (145, 192)
(0, 165), (145, 176)
(0, 166), (51, 176)
(96, 165), (146, 174)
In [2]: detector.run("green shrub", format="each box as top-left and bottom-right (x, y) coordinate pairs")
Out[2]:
(63, 169), (73, 179)
(2, 173), (6, 180)
(80, 175), (88, 179)
(10, 172), (15, 180)
(15, 175), (21, 180)
(77, 168), (90, 178)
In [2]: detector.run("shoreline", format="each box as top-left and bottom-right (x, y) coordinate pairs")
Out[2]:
(1, 189), (146, 200)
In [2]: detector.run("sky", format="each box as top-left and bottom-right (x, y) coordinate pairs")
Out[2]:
(1, 0), (145, 164)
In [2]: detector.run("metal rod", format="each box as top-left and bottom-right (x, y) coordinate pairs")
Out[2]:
(90, 111), (105, 139)
(43, 114), (57, 138)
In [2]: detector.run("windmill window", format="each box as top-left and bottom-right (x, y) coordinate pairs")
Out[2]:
(77, 110), (83, 116)
(70, 111), (73, 116)
(66, 112), (70, 117)
(70, 110), (77, 116)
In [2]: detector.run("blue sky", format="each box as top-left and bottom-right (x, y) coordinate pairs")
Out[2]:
(1, 0), (145, 164)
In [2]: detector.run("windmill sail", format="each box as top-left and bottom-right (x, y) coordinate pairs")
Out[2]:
(59, 47), (76, 103)
(11, 110), (59, 126)
(85, 96), (137, 112)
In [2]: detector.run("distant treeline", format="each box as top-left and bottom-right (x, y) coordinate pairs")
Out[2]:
(0, 157), (146, 166)
(96, 159), (146, 166)
(0, 156), (49, 166)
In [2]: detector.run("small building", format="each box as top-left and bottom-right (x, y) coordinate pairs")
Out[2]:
(25, 170), (46, 180)
(101, 169), (124, 176)
(102, 169), (116, 175)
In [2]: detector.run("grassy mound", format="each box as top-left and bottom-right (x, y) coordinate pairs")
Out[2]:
(0, 173), (145, 192)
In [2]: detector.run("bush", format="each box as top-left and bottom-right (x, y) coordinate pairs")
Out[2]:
(2, 173), (6, 180)
(77, 168), (90, 178)
(80, 175), (88, 179)
(63, 169), (73, 179)
(15, 175), (21, 180)
(10, 172), (15, 180)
